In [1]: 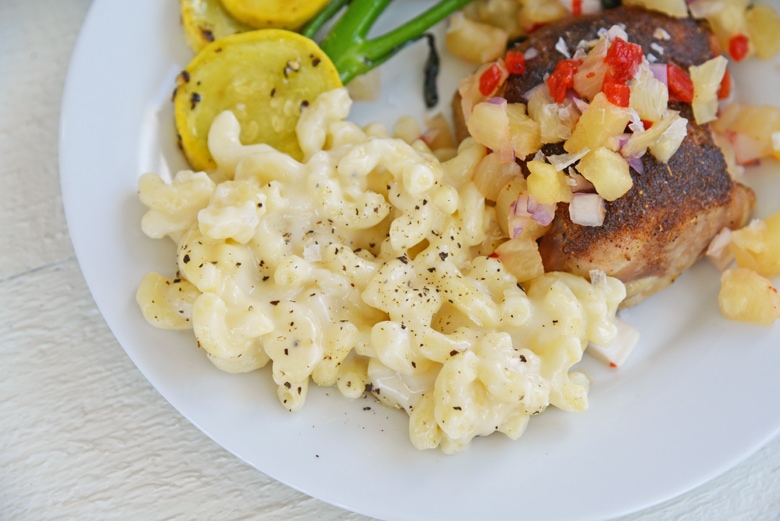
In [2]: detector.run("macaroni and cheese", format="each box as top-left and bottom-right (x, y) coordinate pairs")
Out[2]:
(137, 88), (626, 453)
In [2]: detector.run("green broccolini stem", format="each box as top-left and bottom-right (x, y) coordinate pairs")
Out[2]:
(312, 0), (474, 85)
(301, 0), (351, 39)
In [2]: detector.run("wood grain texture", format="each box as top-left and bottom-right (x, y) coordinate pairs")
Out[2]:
(0, 0), (777, 520)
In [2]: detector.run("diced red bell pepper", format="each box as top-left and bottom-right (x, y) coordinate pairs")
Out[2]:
(602, 81), (631, 107)
(728, 34), (750, 62)
(667, 63), (694, 104)
(479, 63), (503, 96)
(547, 59), (581, 103)
(504, 50), (526, 76)
(605, 37), (644, 83)
(718, 68), (732, 99)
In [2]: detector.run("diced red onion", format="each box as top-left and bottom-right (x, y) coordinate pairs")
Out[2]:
(527, 196), (556, 225)
(618, 131), (647, 173)
(548, 148), (589, 171)
(555, 37), (571, 58)
(705, 227), (734, 271)
(511, 195), (528, 215)
(649, 63), (668, 86)
(625, 155), (645, 174)
(569, 192), (606, 226)
(605, 24), (628, 43)
(587, 317), (640, 368)
(628, 109), (644, 133)
(557, 99), (580, 122)
(508, 197), (531, 239)
(572, 47), (589, 61)
(567, 171), (595, 192)
(572, 95), (590, 114)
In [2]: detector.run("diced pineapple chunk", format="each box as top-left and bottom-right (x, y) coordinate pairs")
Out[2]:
(690, 56), (728, 125)
(472, 151), (521, 201)
(442, 137), (487, 187)
(494, 237), (546, 283)
(506, 103), (542, 158)
(718, 268), (780, 326)
(713, 102), (780, 163)
(630, 64), (668, 123)
(446, 11), (509, 63)
(712, 102), (740, 134)
(564, 92), (632, 154)
(729, 213), (780, 278)
(347, 68), (381, 101)
(393, 115), (421, 143)
(746, 4), (780, 59)
(422, 113), (457, 152)
(730, 218), (768, 269)
(573, 37), (609, 100)
(462, 0), (523, 40)
(517, 0), (568, 33)
(526, 160), (572, 205)
(648, 114), (688, 163)
(576, 147), (633, 201)
(621, 110), (676, 158)
(528, 86), (579, 144)
(466, 100), (513, 158)
(622, 0), (688, 18)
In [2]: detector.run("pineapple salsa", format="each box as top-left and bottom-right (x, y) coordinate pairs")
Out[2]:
(451, 12), (780, 326)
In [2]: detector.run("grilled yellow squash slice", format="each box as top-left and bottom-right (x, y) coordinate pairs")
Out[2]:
(173, 29), (342, 171)
(220, 0), (331, 30)
(180, 0), (253, 52)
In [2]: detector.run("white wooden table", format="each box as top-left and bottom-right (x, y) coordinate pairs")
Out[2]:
(2, 1), (778, 519)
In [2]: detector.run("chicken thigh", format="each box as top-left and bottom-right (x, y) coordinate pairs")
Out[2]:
(465, 7), (756, 306)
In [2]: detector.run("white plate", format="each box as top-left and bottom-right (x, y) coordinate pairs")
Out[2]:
(59, 1), (780, 520)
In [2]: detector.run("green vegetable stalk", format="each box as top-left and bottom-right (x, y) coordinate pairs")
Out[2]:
(303, 0), (474, 85)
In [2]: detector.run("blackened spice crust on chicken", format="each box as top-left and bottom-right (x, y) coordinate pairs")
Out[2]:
(502, 7), (716, 100)
(462, 7), (756, 307)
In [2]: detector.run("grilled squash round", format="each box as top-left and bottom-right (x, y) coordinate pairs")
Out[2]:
(173, 29), (342, 171)
(220, 0), (331, 30)
(179, 0), (252, 52)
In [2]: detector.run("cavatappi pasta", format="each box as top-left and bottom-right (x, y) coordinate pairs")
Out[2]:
(137, 88), (626, 453)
